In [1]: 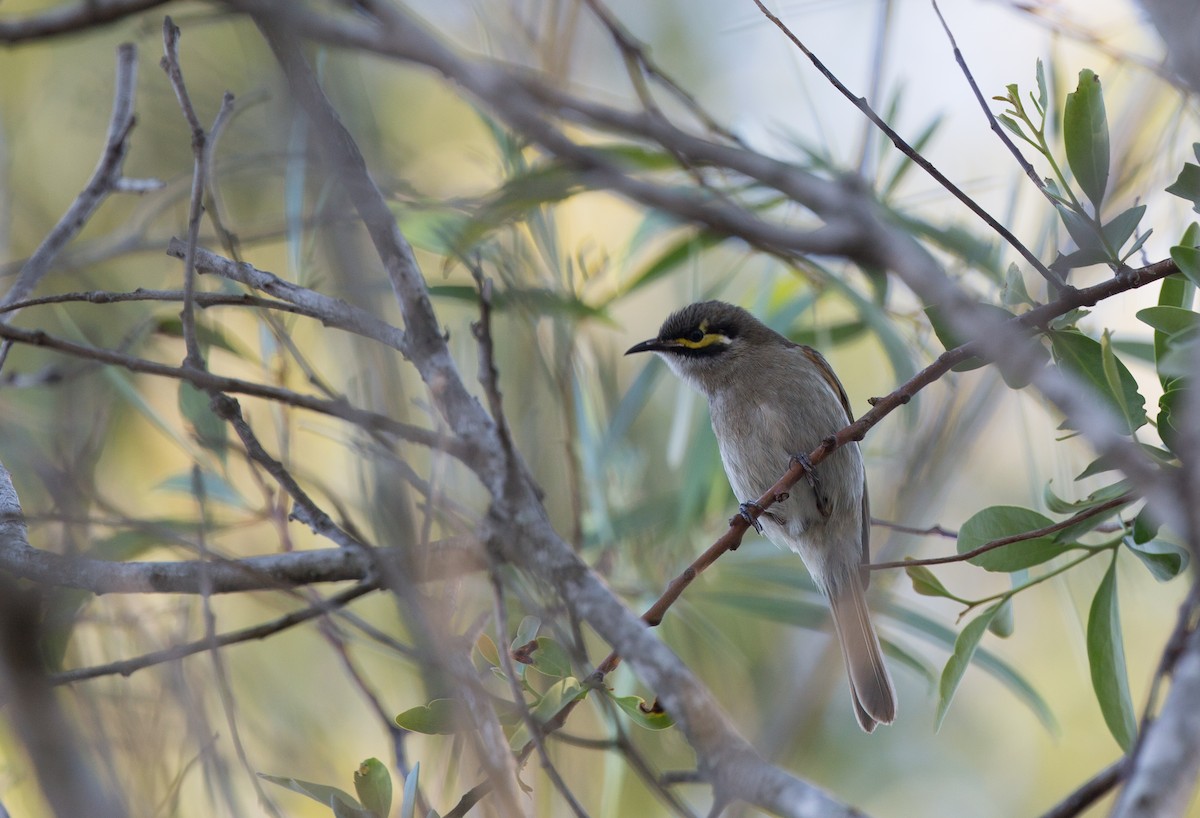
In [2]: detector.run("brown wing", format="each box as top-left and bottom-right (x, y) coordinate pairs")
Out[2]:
(798, 345), (856, 424)
(799, 345), (872, 583)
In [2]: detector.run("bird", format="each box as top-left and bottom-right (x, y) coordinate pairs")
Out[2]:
(625, 300), (896, 732)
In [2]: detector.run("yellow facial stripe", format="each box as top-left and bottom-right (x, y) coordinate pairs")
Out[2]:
(675, 332), (730, 350)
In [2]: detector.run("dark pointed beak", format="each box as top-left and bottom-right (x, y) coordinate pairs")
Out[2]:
(625, 338), (669, 356)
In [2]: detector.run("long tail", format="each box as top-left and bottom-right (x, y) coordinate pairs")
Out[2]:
(828, 576), (896, 732)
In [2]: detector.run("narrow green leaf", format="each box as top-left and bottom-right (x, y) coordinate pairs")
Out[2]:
(258, 774), (364, 812)
(354, 759), (392, 818)
(1049, 330), (1147, 434)
(155, 470), (249, 509)
(1035, 59), (1050, 115)
(1054, 202), (1104, 252)
(1159, 387), (1186, 454)
(1086, 557), (1137, 751)
(1044, 479), (1132, 515)
(1101, 205), (1146, 252)
(617, 231), (726, 300)
(1063, 68), (1110, 210)
(936, 604), (1002, 730)
(1076, 444), (1175, 480)
(401, 763), (420, 818)
(996, 114), (1028, 141)
(331, 798), (374, 818)
(957, 506), (1067, 571)
(1101, 331), (1137, 434)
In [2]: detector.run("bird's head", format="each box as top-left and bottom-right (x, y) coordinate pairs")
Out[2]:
(625, 300), (782, 394)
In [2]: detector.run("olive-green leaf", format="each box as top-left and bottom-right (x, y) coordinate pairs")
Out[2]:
(936, 604), (1002, 730)
(178, 382), (227, 461)
(529, 636), (572, 679)
(1063, 69), (1110, 210)
(1170, 245), (1200, 289)
(906, 563), (957, 599)
(258, 774), (366, 814)
(1154, 274), (1191, 391)
(1159, 387), (1186, 454)
(1087, 557), (1137, 751)
(353, 759), (392, 818)
(987, 598), (1015, 638)
(1049, 329), (1147, 434)
(609, 690), (675, 730)
(1101, 205), (1145, 252)
(394, 699), (463, 735)
(1166, 158), (1200, 214)
(474, 633), (499, 668)
(957, 506), (1067, 571)
(1125, 537), (1189, 582)
(1135, 306), (1200, 337)
(925, 303), (1018, 372)
(1132, 507), (1160, 545)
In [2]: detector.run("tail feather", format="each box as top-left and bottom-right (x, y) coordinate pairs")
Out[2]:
(828, 577), (896, 732)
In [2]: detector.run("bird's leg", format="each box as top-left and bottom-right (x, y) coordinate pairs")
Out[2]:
(790, 451), (833, 518)
(733, 502), (765, 537)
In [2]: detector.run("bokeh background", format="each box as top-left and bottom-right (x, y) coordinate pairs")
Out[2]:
(0, 0), (1196, 816)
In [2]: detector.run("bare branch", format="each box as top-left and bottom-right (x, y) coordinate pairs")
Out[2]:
(168, 240), (410, 354)
(0, 0), (167, 43)
(0, 532), (483, 595)
(47, 582), (378, 687)
(0, 44), (155, 313)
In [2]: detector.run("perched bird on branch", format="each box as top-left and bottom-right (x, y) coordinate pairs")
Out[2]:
(627, 300), (896, 731)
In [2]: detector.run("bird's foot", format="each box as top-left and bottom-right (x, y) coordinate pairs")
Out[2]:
(734, 502), (765, 536)
(790, 451), (833, 518)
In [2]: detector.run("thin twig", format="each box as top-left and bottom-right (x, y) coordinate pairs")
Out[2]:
(0, 44), (156, 327)
(0, 319), (472, 460)
(930, 1), (1046, 193)
(577, 0), (742, 145)
(47, 583), (377, 687)
(166, 239), (410, 355)
(0, 287), (319, 320)
(871, 492), (1135, 571)
(161, 16), (210, 368)
(871, 519), (957, 538)
(748, 0), (1062, 286)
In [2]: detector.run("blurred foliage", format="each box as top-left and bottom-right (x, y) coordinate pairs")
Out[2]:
(2, 2), (1200, 817)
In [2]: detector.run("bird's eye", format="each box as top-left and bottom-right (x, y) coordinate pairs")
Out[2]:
(685, 328), (705, 343)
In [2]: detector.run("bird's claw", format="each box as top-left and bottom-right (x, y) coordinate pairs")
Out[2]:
(790, 451), (834, 518)
(736, 501), (765, 535)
